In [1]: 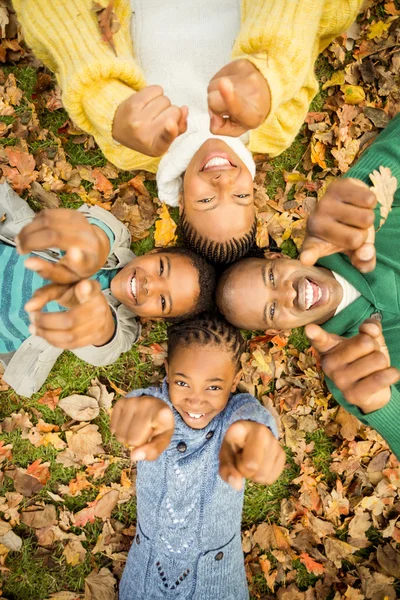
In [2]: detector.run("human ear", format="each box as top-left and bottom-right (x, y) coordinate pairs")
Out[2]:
(264, 251), (288, 260)
(164, 358), (169, 382)
(178, 191), (184, 215)
(230, 369), (243, 392)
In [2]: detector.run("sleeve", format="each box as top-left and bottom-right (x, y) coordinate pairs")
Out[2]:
(88, 218), (115, 251)
(325, 376), (400, 460)
(71, 299), (141, 366)
(224, 393), (279, 438)
(12, 0), (160, 172)
(232, 0), (363, 157)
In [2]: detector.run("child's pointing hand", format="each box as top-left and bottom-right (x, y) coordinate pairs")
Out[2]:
(306, 319), (400, 414)
(219, 421), (285, 491)
(111, 395), (174, 462)
(17, 208), (110, 284)
(113, 85), (188, 157)
(300, 179), (377, 273)
(208, 59), (271, 137)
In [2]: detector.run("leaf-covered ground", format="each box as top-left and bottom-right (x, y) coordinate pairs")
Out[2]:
(1, 2), (400, 599)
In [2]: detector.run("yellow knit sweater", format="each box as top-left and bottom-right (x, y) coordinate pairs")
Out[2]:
(13, 0), (362, 172)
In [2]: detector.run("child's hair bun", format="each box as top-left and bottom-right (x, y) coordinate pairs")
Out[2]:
(167, 311), (245, 369)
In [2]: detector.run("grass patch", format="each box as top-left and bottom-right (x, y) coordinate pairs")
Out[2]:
(288, 327), (310, 353)
(243, 448), (299, 526)
(305, 429), (336, 484)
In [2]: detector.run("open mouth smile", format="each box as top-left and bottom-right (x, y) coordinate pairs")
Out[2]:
(201, 153), (237, 172)
(128, 270), (139, 305)
(304, 278), (322, 310)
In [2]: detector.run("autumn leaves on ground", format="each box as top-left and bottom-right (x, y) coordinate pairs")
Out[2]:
(0, 2), (400, 599)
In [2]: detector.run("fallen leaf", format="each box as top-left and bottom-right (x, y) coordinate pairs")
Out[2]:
(26, 459), (51, 485)
(340, 85), (366, 105)
(322, 70), (346, 90)
(367, 20), (392, 40)
(37, 387), (62, 410)
(58, 394), (100, 422)
(310, 140), (327, 169)
(21, 504), (57, 529)
(92, 168), (113, 197)
(63, 540), (86, 566)
(369, 166), (397, 229)
(84, 567), (116, 600)
(87, 378), (114, 411)
(154, 203), (177, 247)
(92, 1), (121, 55)
(299, 552), (325, 576)
(324, 537), (357, 568)
(66, 424), (105, 461)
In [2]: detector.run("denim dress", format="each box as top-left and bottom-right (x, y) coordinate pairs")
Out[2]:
(119, 380), (278, 600)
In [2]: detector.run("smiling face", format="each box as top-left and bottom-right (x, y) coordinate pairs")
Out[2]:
(217, 254), (343, 331)
(182, 139), (255, 242)
(110, 251), (200, 319)
(165, 343), (241, 429)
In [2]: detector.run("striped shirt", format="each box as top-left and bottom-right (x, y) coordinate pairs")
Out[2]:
(0, 219), (118, 353)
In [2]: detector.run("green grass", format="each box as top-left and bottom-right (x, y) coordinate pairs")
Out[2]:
(288, 327), (310, 353)
(306, 429), (336, 485)
(243, 449), (299, 526)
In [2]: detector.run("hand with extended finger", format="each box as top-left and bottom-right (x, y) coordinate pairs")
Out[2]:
(300, 179), (377, 273)
(110, 395), (174, 461)
(208, 59), (271, 137)
(25, 279), (116, 349)
(16, 208), (111, 284)
(219, 420), (285, 491)
(305, 319), (400, 414)
(112, 85), (188, 156)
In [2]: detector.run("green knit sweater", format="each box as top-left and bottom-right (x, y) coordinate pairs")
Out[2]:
(318, 114), (400, 457)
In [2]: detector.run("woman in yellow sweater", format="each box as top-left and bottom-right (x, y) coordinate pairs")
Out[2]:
(13, 0), (362, 264)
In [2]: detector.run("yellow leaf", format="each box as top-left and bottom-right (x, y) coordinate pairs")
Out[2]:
(154, 204), (177, 247)
(369, 166), (397, 229)
(322, 70), (345, 90)
(340, 85), (366, 105)
(367, 20), (392, 39)
(310, 140), (327, 169)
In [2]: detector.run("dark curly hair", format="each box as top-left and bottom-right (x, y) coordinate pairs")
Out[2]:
(179, 213), (257, 266)
(167, 311), (245, 371)
(155, 247), (217, 322)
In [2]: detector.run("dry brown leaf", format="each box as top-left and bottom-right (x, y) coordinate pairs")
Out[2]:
(21, 504), (57, 529)
(66, 424), (105, 461)
(92, 1), (121, 55)
(324, 536), (357, 568)
(87, 378), (114, 411)
(58, 394), (100, 422)
(37, 387), (62, 410)
(369, 166), (397, 229)
(84, 567), (117, 600)
(63, 539), (87, 566)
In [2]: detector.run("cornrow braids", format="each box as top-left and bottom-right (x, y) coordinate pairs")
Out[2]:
(179, 213), (257, 266)
(167, 312), (245, 371)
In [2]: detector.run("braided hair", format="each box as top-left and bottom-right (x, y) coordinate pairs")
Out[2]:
(180, 213), (257, 266)
(167, 312), (245, 371)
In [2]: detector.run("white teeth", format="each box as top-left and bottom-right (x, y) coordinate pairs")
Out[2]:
(187, 412), (205, 419)
(305, 279), (322, 310)
(130, 276), (137, 299)
(203, 156), (231, 170)
(305, 279), (313, 310)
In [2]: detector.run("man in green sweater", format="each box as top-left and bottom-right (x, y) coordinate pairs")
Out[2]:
(216, 114), (400, 458)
